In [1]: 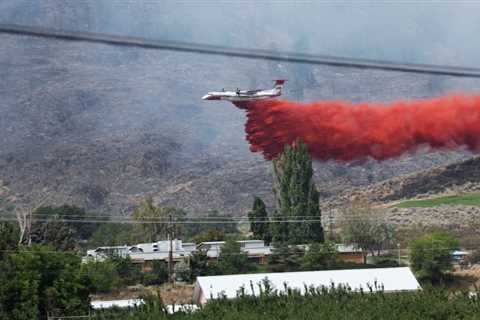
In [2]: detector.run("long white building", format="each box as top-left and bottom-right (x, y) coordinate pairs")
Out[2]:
(193, 267), (421, 305)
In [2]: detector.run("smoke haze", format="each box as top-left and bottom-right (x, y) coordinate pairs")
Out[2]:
(2, 1), (480, 66)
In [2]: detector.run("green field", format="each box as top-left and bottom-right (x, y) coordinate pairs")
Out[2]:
(394, 193), (480, 208)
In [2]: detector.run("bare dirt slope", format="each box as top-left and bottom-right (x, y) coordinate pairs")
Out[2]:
(329, 156), (480, 206)
(325, 156), (480, 232)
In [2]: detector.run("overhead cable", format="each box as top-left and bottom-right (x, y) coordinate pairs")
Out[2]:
(1, 23), (480, 77)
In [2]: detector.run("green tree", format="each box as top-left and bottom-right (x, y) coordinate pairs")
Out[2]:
(45, 262), (90, 318)
(217, 239), (252, 275)
(30, 216), (76, 251)
(267, 244), (304, 273)
(193, 229), (225, 243)
(88, 223), (134, 248)
(110, 256), (143, 286)
(302, 242), (338, 271)
(152, 261), (169, 284)
(272, 140), (324, 244)
(142, 261), (169, 286)
(132, 199), (188, 243)
(343, 220), (379, 260)
(81, 260), (120, 293)
(0, 222), (18, 260)
(248, 197), (271, 244)
(409, 231), (459, 283)
(0, 246), (89, 319)
(189, 249), (210, 280)
(184, 210), (238, 241)
(342, 204), (396, 259)
(34, 205), (98, 241)
(174, 261), (191, 282)
(0, 250), (40, 320)
(132, 198), (170, 242)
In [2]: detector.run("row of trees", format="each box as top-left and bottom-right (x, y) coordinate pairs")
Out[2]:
(95, 286), (480, 320)
(0, 200), (238, 253)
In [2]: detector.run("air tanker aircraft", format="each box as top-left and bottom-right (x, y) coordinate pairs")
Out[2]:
(202, 80), (286, 102)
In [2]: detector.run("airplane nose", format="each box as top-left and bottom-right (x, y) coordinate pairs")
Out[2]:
(202, 95), (220, 100)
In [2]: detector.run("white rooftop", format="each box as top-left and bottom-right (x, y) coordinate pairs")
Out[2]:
(91, 299), (144, 309)
(194, 267), (420, 304)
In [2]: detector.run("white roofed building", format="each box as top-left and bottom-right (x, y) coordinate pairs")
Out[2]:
(131, 240), (196, 262)
(193, 267), (421, 305)
(91, 299), (144, 309)
(197, 240), (272, 264)
(84, 245), (131, 262)
(83, 240), (196, 268)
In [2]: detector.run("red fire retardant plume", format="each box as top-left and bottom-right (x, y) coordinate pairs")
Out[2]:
(235, 95), (480, 162)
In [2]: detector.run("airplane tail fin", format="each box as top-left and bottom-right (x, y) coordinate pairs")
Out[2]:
(273, 79), (286, 92)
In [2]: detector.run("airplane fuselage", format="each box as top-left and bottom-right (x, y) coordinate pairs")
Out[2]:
(202, 89), (280, 101)
(202, 80), (286, 102)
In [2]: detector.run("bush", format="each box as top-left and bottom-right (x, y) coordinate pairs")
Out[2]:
(81, 260), (120, 293)
(301, 241), (338, 271)
(175, 261), (191, 282)
(88, 223), (134, 248)
(110, 256), (143, 286)
(217, 239), (252, 275)
(267, 244), (304, 272)
(193, 229), (225, 243)
(0, 222), (18, 260)
(142, 273), (161, 286)
(409, 231), (459, 284)
(142, 261), (169, 286)
(189, 249), (209, 280)
(369, 256), (400, 267)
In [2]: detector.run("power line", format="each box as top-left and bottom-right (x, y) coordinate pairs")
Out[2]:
(1, 210), (452, 220)
(0, 213), (409, 224)
(0, 215), (477, 224)
(0, 217), (323, 224)
(2, 209), (478, 224)
(0, 213), (390, 221)
(1, 23), (480, 78)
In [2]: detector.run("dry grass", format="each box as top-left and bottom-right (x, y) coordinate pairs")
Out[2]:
(91, 283), (195, 305)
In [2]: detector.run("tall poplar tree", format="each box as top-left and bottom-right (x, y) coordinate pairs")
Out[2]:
(271, 140), (324, 244)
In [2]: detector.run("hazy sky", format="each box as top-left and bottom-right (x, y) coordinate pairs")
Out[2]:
(1, 1), (480, 67)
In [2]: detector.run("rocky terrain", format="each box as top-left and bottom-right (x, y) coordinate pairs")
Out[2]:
(1, 2), (480, 217)
(328, 156), (480, 206)
(323, 156), (480, 233)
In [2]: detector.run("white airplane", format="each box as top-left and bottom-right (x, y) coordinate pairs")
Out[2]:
(202, 80), (286, 102)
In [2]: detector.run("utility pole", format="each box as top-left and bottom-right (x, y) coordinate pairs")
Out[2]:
(168, 213), (174, 285)
(329, 209), (334, 240)
(397, 243), (401, 266)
